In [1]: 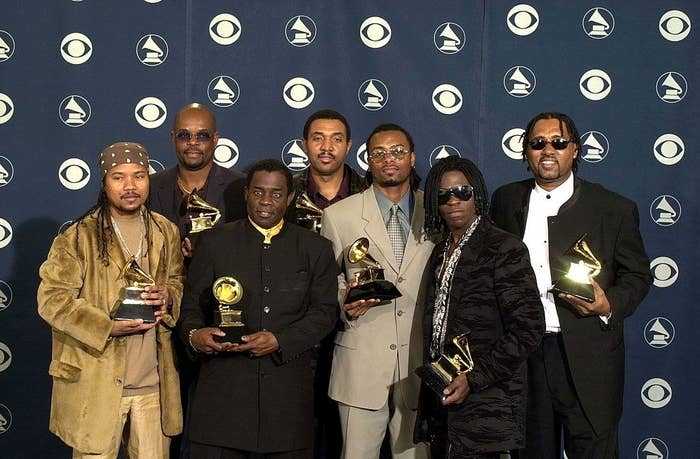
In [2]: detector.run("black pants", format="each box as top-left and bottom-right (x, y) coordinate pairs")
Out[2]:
(190, 442), (312, 459)
(518, 333), (618, 459)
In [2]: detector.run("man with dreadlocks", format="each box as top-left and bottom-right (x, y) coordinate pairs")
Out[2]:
(415, 156), (543, 459)
(37, 142), (185, 458)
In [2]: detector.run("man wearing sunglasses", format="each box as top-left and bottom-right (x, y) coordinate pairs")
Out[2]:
(491, 112), (652, 459)
(320, 124), (434, 459)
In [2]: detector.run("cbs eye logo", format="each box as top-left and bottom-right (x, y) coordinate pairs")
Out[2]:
(283, 77), (315, 109)
(0, 218), (12, 249)
(507, 4), (539, 36)
(60, 32), (92, 64)
(641, 378), (672, 409)
(210, 13), (242, 45)
(360, 16), (391, 48)
(659, 10), (691, 41)
(653, 134), (684, 165)
(214, 138), (240, 169)
(502, 128), (525, 159)
(0, 342), (11, 373)
(0, 93), (14, 124)
(580, 69), (611, 100)
(650, 256), (678, 288)
(58, 158), (91, 190)
(134, 97), (167, 129)
(432, 84), (462, 114)
(356, 143), (368, 172)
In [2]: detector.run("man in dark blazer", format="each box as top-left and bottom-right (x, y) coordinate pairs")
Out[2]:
(491, 112), (652, 459)
(180, 159), (339, 457)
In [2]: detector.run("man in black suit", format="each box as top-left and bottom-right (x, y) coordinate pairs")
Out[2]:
(491, 112), (652, 459)
(180, 159), (339, 458)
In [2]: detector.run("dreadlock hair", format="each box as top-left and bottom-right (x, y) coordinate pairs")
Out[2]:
(423, 156), (489, 237)
(521, 112), (582, 174)
(363, 123), (421, 190)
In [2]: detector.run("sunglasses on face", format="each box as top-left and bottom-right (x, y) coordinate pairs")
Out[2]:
(437, 185), (474, 205)
(367, 146), (410, 162)
(175, 131), (213, 143)
(528, 137), (573, 150)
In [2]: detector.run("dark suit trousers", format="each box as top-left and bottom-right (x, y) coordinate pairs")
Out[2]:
(519, 333), (618, 459)
(190, 442), (312, 459)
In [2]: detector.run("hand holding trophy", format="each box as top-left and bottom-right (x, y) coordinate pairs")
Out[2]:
(113, 257), (157, 323)
(344, 237), (402, 304)
(415, 333), (474, 400)
(212, 276), (246, 344)
(549, 234), (601, 303)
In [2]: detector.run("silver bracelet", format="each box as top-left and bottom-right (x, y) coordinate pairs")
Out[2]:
(188, 328), (199, 353)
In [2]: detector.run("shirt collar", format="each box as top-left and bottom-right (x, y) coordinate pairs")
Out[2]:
(532, 172), (574, 205)
(248, 217), (284, 244)
(373, 185), (412, 219)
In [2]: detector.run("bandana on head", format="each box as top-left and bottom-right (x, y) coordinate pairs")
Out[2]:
(99, 142), (149, 177)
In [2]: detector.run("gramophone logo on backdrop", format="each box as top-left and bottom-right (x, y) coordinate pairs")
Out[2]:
(0, 30), (15, 62)
(0, 404), (12, 435)
(136, 34), (168, 66)
(637, 438), (669, 459)
(434, 22), (465, 54)
(148, 159), (165, 175)
(281, 139), (309, 172)
(653, 134), (684, 165)
(358, 79), (388, 111)
(0, 93), (14, 124)
(134, 97), (167, 129)
(432, 84), (463, 114)
(0, 218), (12, 249)
(507, 4), (539, 36)
(641, 378), (672, 409)
(59, 95), (91, 127)
(502, 128), (525, 159)
(429, 145), (460, 166)
(210, 13), (242, 45)
(283, 77), (315, 109)
(0, 156), (14, 187)
(60, 32), (92, 64)
(0, 341), (11, 373)
(650, 256), (678, 288)
(650, 195), (681, 227)
(656, 72), (687, 103)
(360, 16), (391, 48)
(659, 10), (691, 42)
(285, 15), (317, 47)
(0, 280), (12, 312)
(214, 138), (240, 169)
(58, 158), (91, 190)
(356, 143), (369, 172)
(504, 66), (536, 98)
(208, 76), (240, 108)
(582, 7), (615, 39)
(580, 131), (609, 163)
(580, 69), (611, 100)
(644, 317), (675, 349)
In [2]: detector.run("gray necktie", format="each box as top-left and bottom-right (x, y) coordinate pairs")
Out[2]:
(387, 204), (406, 266)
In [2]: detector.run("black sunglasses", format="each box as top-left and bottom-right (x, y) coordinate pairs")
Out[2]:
(528, 137), (573, 150)
(175, 131), (213, 143)
(437, 185), (474, 205)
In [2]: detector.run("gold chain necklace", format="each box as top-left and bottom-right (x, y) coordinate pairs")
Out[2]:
(111, 213), (145, 259)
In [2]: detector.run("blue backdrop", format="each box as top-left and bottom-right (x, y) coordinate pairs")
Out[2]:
(0, 1), (697, 457)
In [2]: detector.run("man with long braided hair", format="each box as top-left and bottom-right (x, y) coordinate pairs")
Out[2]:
(415, 156), (543, 458)
(38, 142), (185, 458)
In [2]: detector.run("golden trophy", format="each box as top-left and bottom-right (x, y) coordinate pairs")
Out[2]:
(212, 276), (246, 343)
(415, 333), (474, 399)
(549, 234), (602, 303)
(295, 191), (323, 233)
(113, 257), (157, 323)
(345, 237), (402, 303)
(186, 190), (221, 242)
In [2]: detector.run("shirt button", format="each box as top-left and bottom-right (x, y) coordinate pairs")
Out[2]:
(115, 378), (122, 386)
(264, 306), (270, 314)
(264, 265), (271, 272)
(263, 245), (270, 250)
(390, 344), (397, 350)
(397, 277), (405, 283)
(397, 310), (404, 316)
(263, 286), (270, 293)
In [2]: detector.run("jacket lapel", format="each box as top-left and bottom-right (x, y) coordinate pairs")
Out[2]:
(361, 188), (398, 273)
(399, 190), (426, 274)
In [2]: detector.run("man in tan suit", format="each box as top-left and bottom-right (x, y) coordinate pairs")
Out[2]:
(320, 124), (434, 459)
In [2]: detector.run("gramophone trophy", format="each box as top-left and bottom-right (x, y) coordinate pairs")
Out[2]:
(345, 237), (402, 303)
(549, 234), (601, 303)
(415, 333), (474, 399)
(295, 191), (323, 233)
(212, 276), (246, 343)
(113, 257), (157, 323)
(186, 190), (221, 242)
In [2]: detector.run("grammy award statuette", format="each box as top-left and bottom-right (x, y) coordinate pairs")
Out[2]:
(212, 276), (246, 343)
(415, 333), (474, 399)
(113, 257), (157, 323)
(549, 234), (601, 303)
(186, 190), (221, 243)
(345, 237), (402, 303)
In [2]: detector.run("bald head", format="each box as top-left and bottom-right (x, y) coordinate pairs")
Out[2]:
(171, 103), (220, 171)
(173, 103), (217, 131)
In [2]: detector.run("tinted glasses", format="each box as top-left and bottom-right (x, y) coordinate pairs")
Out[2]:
(437, 185), (474, 205)
(528, 137), (573, 150)
(175, 131), (213, 143)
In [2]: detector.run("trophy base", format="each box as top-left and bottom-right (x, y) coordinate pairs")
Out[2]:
(346, 280), (402, 303)
(113, 301), (156, 323)
(415, 364), (451, 400)
(213, 325), (246, 344)
(550, 279), (594, 303)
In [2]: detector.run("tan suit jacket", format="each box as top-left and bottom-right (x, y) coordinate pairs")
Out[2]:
(320, 186), (434, 410)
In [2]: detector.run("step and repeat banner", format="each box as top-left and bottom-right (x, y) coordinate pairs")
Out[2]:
(0, 1), (697, 457)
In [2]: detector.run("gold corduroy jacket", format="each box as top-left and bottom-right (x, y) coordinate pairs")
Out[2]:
(37, 210), (184, 453)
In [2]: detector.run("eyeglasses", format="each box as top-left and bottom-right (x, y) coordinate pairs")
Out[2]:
(367, 146), (410, 162)
(528, 137), (573, 150)
(437, 185), (474, 205)
(175, 131), (213, 143)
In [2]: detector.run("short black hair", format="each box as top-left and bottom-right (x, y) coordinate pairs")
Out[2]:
(364, 123), (420, 190)
(302, 109), (351, 140)
(423, 156), (489, 237)
(521, 112), (581, 174)
(246, 159), (293, 195)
